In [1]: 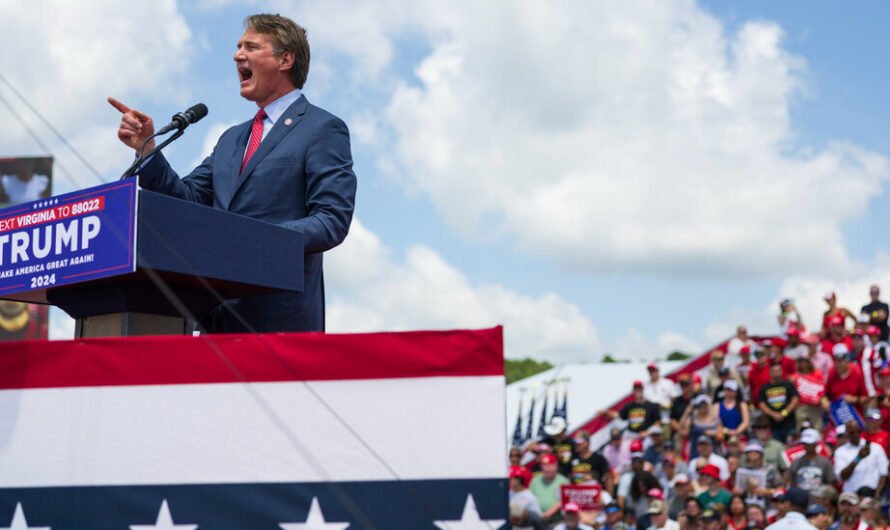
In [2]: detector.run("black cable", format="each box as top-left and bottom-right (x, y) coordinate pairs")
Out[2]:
(0, 78), (496, 527)
(0, 73), (103, 181)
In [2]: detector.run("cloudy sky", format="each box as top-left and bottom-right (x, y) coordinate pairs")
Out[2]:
(2, 0), (888, 363)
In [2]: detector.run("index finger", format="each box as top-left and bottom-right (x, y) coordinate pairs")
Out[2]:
(107, 97), (130, 114)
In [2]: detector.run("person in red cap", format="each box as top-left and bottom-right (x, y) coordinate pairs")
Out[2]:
(784, 327), (809, 361)
(861, 284), (889, 342)
(826, 344), (869, 408)
(509, 465), (545, 529)
(821, 292), (856, 337)
(644, 362), (678, 410)
(792, 355), (828, 430)
(821, 314), (854, 355)
(600, 380), (661, 436)
(530, 452), (571, 525)
(552, 502), (594, 530)
(803, 333), (833, 383)
(696, 464), (731, 510)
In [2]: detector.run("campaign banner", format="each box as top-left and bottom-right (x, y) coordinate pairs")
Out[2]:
(0, 327), (508, 528)
(782, 441), (832, 466)
(0, 179), (137, 296)
(0, 156), (52, 340)
(561, 484), (602, 510)
(830, 398), (865, 428)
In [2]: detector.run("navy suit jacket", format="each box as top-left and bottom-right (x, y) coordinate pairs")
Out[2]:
(138, 95), (356, 333)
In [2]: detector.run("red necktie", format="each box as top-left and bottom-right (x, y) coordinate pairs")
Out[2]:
(241, 107), (267, 173)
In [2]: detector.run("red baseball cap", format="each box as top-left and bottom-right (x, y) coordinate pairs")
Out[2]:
(647, 488), (664, 500)
(879, 367), (890, 378)
(692, 374), (702, 383)
(630, 439), (644, 452)
(699, 464), (721, 480)
(509, 465), (532, 485)
(540, 453), (558, 465)
(740, 345), (751, 354)
(633, 380), (644, 388)
(564, 502), (581, 514)
(867, 325), (881, 336)
(647, 362), (659, 371)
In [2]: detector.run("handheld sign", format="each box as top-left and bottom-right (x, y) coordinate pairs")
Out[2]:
(0, 180), (137, 298)
(560, 484), (602, 510)
(829, 398), (865, 428)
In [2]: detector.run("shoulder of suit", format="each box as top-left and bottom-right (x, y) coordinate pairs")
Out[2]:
(302, 98), (347, 125)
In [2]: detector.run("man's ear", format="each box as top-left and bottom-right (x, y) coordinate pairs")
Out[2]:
(279, 51), (295, 72)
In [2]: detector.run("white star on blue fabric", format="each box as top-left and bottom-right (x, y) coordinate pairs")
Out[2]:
(129, 500), (198, 530)
(433, 495), (504, 530)
(0, 503), (50, 530)
(279, 497), (349, 530)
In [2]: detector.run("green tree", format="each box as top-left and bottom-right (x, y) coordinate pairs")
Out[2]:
(505, 358), (554, 384)
(666, 351), (692, 361)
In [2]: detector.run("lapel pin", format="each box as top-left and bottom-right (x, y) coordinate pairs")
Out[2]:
(284, 118), (293, 126)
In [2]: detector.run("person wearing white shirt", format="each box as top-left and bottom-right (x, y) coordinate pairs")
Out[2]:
(644, 363), (678, 409)
(687, 436), (731, 482)
(727, 325), (755, 370)
(832, 420), (888, 495)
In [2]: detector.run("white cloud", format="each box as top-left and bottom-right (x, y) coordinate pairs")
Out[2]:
(325, 218), (601, 363)
(611, 328), (702, 361)
(0, 0), (193, 179)
(283, 0), (888, 278)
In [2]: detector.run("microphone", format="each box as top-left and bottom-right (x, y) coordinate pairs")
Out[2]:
(155, 103), (209, 135)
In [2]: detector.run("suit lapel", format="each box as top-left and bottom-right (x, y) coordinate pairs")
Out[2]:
(230, 95), (309, 202)
(219, 122), (251, 210)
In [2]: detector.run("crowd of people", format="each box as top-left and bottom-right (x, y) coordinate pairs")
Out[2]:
(509, 286), (890, 530)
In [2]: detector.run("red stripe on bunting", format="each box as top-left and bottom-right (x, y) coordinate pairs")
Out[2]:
(0, 327), (504, 390)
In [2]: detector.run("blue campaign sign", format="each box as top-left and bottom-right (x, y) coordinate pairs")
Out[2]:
(829, 397), (865, 428)
(0, 179), (137, 296)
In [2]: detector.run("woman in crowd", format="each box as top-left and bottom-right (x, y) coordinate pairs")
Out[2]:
(745, 503), (766, 529)
(859, 497), (889, 530)
(713, 380), (749, 440)
(726, 494), (747, 530)
(682, 395), (720, 460)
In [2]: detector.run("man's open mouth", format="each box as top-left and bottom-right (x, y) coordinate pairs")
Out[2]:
(238, 67), (253, 82)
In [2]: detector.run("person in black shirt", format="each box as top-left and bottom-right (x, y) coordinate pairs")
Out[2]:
(757, 361), (799, 443)
(862, 285), (889, 341)
(670, 373), (696, 435)
(569, 430), (614, 494)
(601, 380), (661, 435)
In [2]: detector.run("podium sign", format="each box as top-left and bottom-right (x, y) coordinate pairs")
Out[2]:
(0, 180), (137, 296)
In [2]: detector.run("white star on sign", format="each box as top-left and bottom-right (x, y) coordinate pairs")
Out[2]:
(433, 495), (504, 530)
(279, 497), (349, 530)
(130, 500), (197, 530)
(0, 503), (49, 530)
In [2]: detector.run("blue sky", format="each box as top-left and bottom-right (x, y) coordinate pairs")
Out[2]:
(2, 1), (889, 362)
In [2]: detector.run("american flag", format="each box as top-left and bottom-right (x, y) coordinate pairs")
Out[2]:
(0, 328), (508, 529)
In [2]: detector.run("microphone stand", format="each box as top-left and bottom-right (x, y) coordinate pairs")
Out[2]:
(119, 129), (185, 180)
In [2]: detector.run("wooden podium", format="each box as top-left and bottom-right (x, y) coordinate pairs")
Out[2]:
(0, 183), (303, 337)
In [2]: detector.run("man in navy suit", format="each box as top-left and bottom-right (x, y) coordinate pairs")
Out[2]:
(109, 14), (356, 333)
